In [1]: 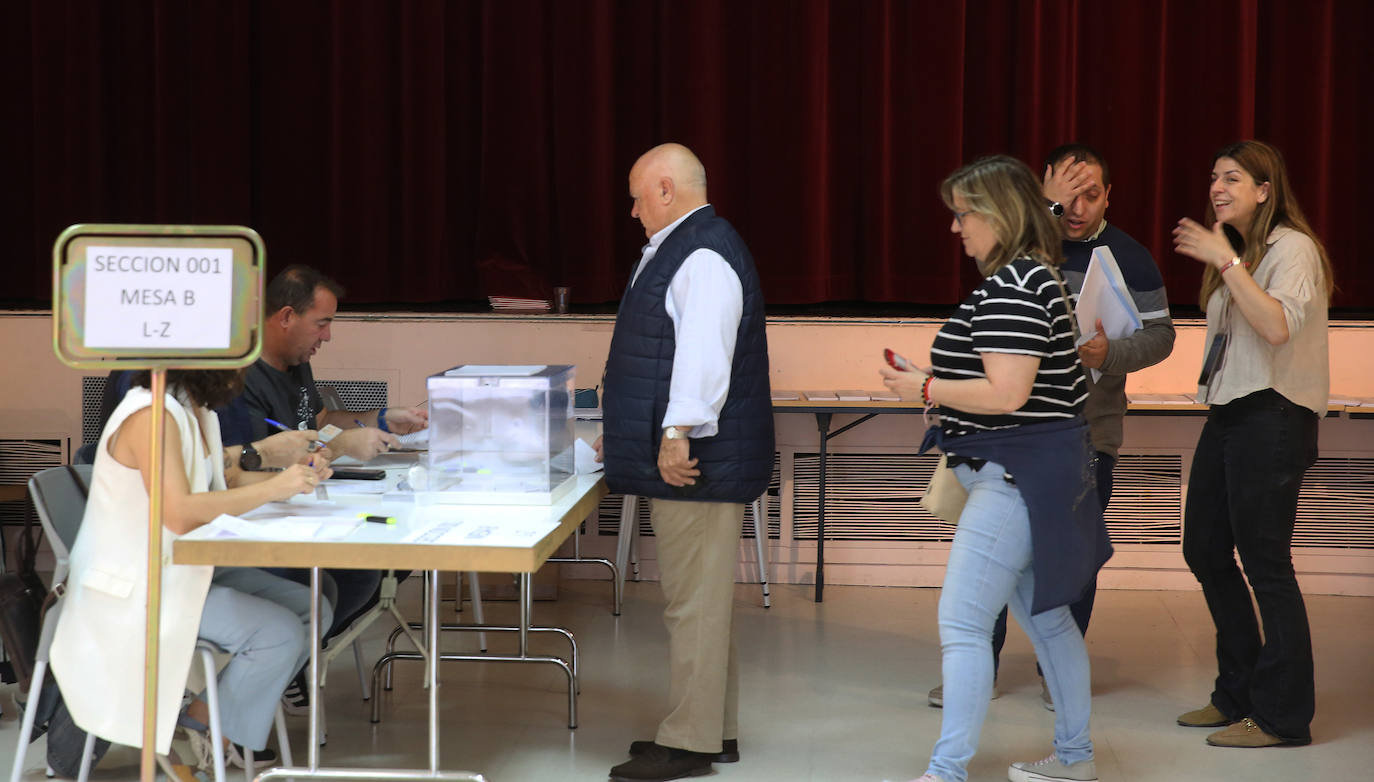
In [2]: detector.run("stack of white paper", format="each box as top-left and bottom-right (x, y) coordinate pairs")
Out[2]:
(1075, 246), (1143, 382)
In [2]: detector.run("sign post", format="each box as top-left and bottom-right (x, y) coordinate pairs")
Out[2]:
(52, 224), (264, 782)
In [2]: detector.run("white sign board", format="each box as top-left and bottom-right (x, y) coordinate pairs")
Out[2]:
(82, 245), (235, 349)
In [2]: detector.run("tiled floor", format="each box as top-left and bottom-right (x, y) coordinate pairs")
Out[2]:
(2, 577), (1370, 781)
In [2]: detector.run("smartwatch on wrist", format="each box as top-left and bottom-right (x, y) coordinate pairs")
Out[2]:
(1047, 200), (1065, 218)
(239, 442), (263, 471)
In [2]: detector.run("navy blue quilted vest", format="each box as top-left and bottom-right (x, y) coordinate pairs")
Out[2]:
(602, 206), (774, 503)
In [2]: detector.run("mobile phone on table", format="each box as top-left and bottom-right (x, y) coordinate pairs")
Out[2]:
(884, 348), (914, 372)
(329, 468), (386, 481)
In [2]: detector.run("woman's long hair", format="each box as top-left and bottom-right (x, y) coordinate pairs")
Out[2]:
(940, 155), (1064, 276)
(1199, 140), (1335, 308)
(128, 369), (244, 410)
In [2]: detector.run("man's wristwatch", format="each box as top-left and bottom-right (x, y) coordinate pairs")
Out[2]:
(663, 426), (689, 440)
(1048, 200), (1065, 218)
(239, 442), (263, 471)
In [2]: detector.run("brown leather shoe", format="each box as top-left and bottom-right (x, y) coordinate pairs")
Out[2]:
(1177, 702), (1233, 727)
(1205, 717), (1308, 747)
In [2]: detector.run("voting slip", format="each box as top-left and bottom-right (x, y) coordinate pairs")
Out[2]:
(1075, 246), (1143, 382)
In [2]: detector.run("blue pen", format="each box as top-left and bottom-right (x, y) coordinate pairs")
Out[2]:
(264, 417), (321, 451)
(354, 418), (368, 428)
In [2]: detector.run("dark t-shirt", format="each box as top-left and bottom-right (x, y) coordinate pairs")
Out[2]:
(227, 359), (324, 444)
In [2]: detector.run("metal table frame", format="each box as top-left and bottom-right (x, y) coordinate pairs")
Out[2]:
(772, 399), (924, 602)
(173, 474), (608, 781)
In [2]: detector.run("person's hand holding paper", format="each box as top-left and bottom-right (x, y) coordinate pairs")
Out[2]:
(1075, 246), (1143, 380)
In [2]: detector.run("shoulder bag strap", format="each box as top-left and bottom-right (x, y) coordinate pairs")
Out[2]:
(1040, 262), (1081, 343)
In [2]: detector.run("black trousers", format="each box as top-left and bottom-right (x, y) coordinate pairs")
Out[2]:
(1183, 389), (1317, 742)
(990, 451), (1113, 674)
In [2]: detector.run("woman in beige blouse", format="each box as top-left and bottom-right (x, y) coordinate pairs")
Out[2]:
(1172, 140), (1332, 749)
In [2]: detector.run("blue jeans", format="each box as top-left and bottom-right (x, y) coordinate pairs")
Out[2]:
(927, 461), (1094, 782)
(1183, 389), (1316, 742)
(199, 567), (334, 750)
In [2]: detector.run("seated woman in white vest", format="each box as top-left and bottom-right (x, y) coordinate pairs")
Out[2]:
(49, 368), (334, 768)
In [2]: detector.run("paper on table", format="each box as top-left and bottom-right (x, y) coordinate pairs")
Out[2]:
(207, 513), (362, 541)
(575, 437), (604, 474)
(1075, 246), (1143, 382)
(240, 501), (359, 521)
(394, 429), (429, 450)
(401, 517), (559, 547)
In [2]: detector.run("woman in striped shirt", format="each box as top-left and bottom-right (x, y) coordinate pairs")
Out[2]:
(882, 155), (1109, 782)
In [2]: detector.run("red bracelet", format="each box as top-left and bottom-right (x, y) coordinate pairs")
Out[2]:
(1219, 256), (1244, 275)
(922, 374), (934, 406)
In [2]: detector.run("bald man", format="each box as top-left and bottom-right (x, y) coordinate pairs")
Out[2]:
(596, 143), (774, 782)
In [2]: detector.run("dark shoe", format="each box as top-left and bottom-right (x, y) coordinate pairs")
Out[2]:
(281, 671), (309, 716)
(1177, 702), (1232, 728)
(226, 743), (279, 769)
(629, 738), (739, 763)
(1206, 717), (1310, 748)
(610, 743), (712, 781)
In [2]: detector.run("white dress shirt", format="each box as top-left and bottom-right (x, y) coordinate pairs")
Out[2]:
(629, 205), (744, 438)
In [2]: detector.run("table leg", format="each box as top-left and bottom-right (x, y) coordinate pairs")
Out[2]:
(309, 567), (321, 771)
(428, 569), (440, 772)
(815, 412), (831, 603)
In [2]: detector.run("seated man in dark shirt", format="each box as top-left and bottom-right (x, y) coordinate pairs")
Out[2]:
(231, 266), (426, 459)
(219, 264), (428, 714)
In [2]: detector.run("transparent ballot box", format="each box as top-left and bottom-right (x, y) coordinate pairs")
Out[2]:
(424, 364), (576, 504)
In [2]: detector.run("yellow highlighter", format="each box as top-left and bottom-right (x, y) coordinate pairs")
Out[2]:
(359, 513), (397, 525)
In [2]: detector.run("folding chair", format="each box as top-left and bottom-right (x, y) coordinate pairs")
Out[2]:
(10, 466), (291, 782)
(614, 492), (772, 608)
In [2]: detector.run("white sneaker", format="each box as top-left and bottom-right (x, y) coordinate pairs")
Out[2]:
(1040, 676), (1055, 712)
(927, 680), (1001, 707)
(178, 726), (215, 773)
(1008, 753), (1097, 782)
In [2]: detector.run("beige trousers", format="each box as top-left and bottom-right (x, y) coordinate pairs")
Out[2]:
(651, 498), (745, 754)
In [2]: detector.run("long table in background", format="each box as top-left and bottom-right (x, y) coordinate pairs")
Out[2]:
(174, 470), (607, 782)
(772, 391), (1364, 602)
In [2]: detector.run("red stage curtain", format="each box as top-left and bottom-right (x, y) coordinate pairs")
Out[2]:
(4, 0), (1370, 310)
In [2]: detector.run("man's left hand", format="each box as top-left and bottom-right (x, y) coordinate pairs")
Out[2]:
(385, 406), (429, 434)
(1078, 318), (1109, 369)
(658, 431), (700, 487)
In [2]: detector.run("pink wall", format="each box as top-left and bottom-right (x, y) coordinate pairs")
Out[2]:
(4, 313), (1373, 437)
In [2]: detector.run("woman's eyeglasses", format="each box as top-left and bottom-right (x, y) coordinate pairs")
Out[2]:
(952, 209), (974, 226)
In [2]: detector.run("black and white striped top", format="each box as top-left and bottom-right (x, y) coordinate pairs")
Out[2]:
(932, 258), (1087, 438)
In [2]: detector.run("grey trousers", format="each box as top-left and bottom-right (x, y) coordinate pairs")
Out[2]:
(197, 567), (334, 750)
